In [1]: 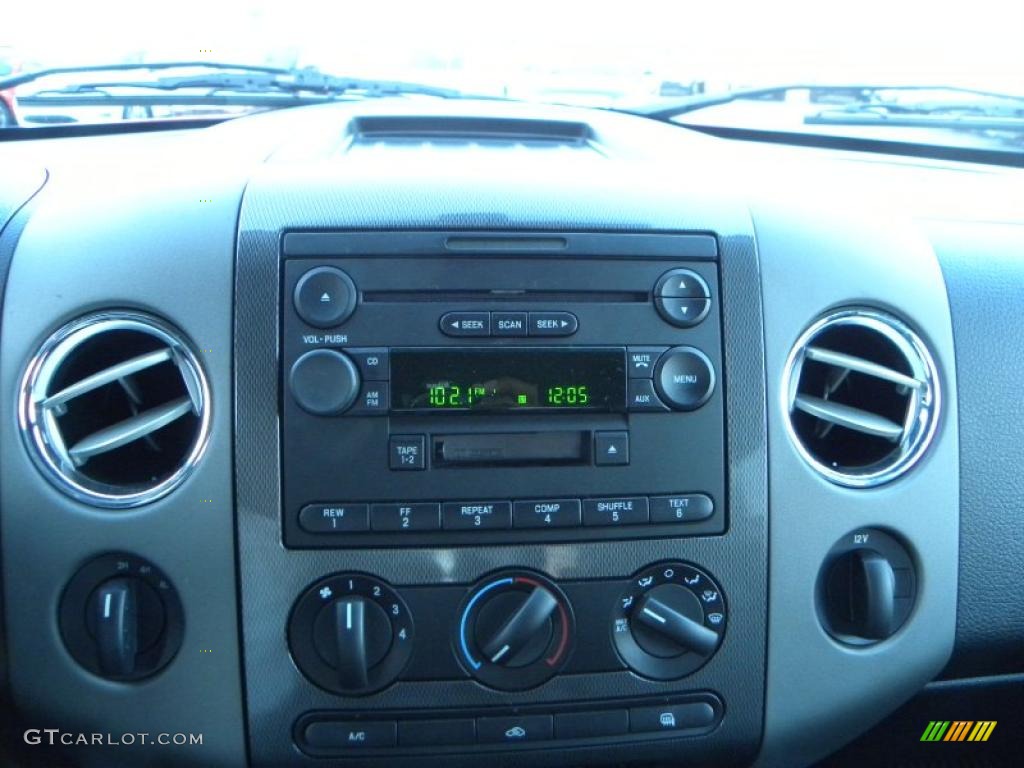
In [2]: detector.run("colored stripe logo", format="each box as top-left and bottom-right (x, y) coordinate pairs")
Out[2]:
(921, 721), (996, 742)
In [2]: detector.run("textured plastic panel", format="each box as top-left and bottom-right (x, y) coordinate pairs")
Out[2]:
(752, 194), (960, 767)
(928, 220), (1024, 678)
(234, 105), (767, 767)
(0, 162), (247, 766)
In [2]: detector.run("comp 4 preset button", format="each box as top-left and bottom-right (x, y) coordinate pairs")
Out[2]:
(512, 499), (582, 528)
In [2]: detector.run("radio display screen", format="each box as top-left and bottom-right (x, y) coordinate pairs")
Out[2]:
(390, 348), (626, 412)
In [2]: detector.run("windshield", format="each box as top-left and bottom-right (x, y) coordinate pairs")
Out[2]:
(3, 0), (1022, 152)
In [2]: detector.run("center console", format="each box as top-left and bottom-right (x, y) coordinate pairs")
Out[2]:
(233, 221), (766, 766)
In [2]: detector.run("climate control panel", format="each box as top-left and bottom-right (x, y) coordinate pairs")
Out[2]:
(288, 564), (725, 692)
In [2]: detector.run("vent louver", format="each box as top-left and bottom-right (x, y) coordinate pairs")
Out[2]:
(783, 310), (940, 487)
(18, 312), (211, 507)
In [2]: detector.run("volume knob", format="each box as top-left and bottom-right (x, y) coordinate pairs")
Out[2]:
(289, 349), (360, 415)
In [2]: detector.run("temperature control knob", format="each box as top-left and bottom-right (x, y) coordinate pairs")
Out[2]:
(612, 562), (725, 680)
(455, 570), (574, 691)
(289, 574), (413, 695)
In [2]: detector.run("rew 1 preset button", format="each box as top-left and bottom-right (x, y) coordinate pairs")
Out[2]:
(583, 497), (649, 526)
(512, 499), (582, 528)
(298, 504), (369, 533)
(443, 501), (513, 530)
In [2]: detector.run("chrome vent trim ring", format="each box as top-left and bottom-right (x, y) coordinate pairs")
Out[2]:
(781, 308), (941, 488)
(17, 311), (211, 508)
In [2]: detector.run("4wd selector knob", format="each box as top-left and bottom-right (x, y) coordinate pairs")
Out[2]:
(612, 562), (726, 680)
(456, 570), (574, 691)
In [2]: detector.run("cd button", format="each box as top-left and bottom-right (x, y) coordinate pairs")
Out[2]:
(441, 312), (490, 336)
(528, 312), (577, 336)
(628, 379), (670, 412)
(348, 348), (389, 381)
(492, 312), (528, 337)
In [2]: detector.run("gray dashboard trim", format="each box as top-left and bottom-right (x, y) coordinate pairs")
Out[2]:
(752, 197), (960, 767)
(0, 166), (248, 767)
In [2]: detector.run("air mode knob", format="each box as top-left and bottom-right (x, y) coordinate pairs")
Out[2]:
(612, 562), (726, 680)
(455, 570), (574, 691)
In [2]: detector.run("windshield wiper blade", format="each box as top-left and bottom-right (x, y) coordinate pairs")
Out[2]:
(0, 61), (462, 100)
(806, 112), (1024, 131)
(0, 61), (292, 90)
(626, 84), (1024, 121)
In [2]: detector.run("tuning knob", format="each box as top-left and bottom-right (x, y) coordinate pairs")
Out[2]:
(612, 562), (725, 680)
(455, 570), (574, 691)
(289, 574), (414, 695)
(59, 554), (184, 681)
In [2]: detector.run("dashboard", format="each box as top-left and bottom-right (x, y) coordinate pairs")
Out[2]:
(0, 98), (1022, 767)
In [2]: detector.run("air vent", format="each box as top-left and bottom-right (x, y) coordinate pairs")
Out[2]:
(18, 312), (211, 507)
(782, 309), (940, 487)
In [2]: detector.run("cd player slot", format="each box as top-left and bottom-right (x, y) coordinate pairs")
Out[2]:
(362, 290), (648, 303)
(434, 431), (589, 467)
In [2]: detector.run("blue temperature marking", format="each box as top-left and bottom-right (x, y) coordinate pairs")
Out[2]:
(460, 577), (513, 669)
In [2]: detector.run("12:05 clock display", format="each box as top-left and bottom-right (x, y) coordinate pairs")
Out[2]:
(391, 348), (625, 413)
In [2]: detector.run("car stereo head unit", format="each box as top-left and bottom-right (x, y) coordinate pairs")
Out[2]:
(280, 239), (725, 549)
